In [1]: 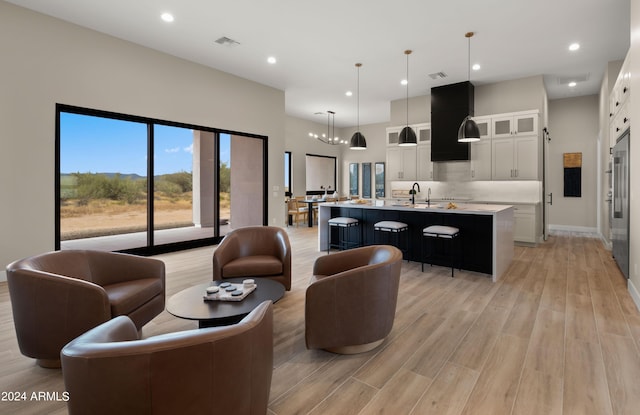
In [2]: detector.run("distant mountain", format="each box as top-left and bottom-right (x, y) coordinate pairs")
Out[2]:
(61, 172), (146, 180)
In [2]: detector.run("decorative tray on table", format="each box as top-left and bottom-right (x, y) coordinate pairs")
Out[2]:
(203, 280), (256, 302)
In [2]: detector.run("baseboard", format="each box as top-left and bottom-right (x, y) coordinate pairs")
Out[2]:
(629, 279), (640, 313)
(548, 225), (598, 237)
(0, 270), (6, 283)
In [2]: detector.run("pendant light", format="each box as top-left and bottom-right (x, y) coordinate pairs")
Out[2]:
(350, 63), (367, 150)
(458, 32), (481, 143)
(399, 49), (417, 146)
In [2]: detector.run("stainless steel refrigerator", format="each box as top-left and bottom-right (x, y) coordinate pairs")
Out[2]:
(612, 129), (630, 279)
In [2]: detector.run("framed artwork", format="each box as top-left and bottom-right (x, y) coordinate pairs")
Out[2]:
(563, 152), (582, 197)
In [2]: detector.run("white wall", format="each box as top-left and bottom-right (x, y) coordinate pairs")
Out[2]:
(0, 2), (285, 275)
(547, 95), (599, 231)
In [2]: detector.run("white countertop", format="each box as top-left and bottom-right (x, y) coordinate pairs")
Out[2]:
(320, 200), (512, 215)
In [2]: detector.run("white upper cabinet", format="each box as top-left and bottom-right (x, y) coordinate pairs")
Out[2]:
(386, 146), (417, 181)
(472, 116), (492, 140)
(417, 143), (434, 180)
(414, 123), (431, 144)
(470, 139), (491, 180)
(609, 54), (631, 145)
(491, 111), (538, 138)
(492, 135), (538, 180)
(386, 126), (402, 146)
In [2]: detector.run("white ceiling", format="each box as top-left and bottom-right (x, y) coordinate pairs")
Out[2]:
(7, 0), (630, 127)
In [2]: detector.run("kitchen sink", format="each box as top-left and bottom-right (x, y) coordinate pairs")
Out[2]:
(414, 203), (442, 209)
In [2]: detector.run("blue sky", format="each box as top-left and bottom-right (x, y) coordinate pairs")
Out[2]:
(60, 112), (230, 176)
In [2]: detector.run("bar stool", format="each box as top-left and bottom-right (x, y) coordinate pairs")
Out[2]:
(422, 225), (460, 277)
(327, 217), (360, 253)
(373, 221), (409, 259)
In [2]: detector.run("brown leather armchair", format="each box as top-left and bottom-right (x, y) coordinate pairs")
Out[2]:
(305, 245), (402, 354)
(6, 250), (165, 368)
(61, 301), (273, 415)
(213, 226), (291, 290)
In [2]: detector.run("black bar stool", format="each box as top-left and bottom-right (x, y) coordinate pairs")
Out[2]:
(327, 217), (361, 253)
(373, 221), (409, 259)
(422, 225), (460, 277)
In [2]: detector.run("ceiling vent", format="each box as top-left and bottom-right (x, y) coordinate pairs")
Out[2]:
(557, 73), (589, 85)
(428, 71), (448, 80)
(214, 36), (240, 47)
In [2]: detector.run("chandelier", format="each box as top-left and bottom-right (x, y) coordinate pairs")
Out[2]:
(309, 111), (346, 145)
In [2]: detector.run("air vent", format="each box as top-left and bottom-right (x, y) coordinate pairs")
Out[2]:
(557, 74), (589, 85)
(428, 72), (448, 80)
(214, 36), (240, 47)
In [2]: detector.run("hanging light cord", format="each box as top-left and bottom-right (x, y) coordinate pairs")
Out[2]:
(466, 32), (474, 82)
(405, 50), (411, 127)
(327, 110), (336, 141)
(467, 35), (471, 82)
(356, 63), (361, 131)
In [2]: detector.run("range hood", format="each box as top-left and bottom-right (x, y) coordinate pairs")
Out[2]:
(431, 81), (474, 162)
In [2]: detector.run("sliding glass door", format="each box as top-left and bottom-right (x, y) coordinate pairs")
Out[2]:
(56, 104), (266, 254)
(59, 112), (149, 251)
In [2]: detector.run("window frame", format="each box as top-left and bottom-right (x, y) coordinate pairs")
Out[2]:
(55, 103), (268, 255)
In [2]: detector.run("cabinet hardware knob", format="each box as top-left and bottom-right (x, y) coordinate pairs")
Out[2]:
(623, 87), (627, 93)
(624, 117), (628, 123)
(616, 101), (620, 106)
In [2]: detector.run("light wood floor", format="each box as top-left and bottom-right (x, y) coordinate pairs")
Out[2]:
(1, 228), (640, 415)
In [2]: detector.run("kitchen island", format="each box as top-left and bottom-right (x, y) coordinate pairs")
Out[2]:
(318, 200), (514, 282)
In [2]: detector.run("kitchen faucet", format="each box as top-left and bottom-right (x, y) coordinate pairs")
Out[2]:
(411, 182), (420, 205)
(427, 187), (431, 207)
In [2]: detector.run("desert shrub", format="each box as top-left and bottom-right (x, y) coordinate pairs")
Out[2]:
(73, 173), (144, 204)
(155, 179), (182, 197)
(157, 171), (192, 195)
(219, 162), (230, 193)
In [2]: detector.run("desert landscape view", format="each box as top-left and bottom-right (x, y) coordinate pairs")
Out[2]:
(60, 172), (230, 240)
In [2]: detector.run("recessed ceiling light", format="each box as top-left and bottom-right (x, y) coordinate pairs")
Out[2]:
(345, 91), (353, 97)
(568, 81), (577, 87)
(401, 79), (408, 86)
(472, 63), (481, 71)
(267, 56), (277, 64)
(569, 43), (580, 51)
(161, 13), (174, 23)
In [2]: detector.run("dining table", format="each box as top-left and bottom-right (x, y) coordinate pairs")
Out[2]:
(300, 197), (325, 227)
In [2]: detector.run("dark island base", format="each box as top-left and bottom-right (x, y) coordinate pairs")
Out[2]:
(328, 206), (493, 275)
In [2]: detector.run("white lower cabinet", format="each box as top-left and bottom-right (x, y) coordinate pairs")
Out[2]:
(512, 204), (538, 244)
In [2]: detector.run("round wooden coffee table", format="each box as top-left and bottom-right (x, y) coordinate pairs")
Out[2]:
(167, 278), (285, 327)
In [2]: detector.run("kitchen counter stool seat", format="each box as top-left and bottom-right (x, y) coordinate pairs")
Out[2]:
(422, 225), (460, 277)
(374, 221), (409, 259)
(328, 217), (361, 253)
